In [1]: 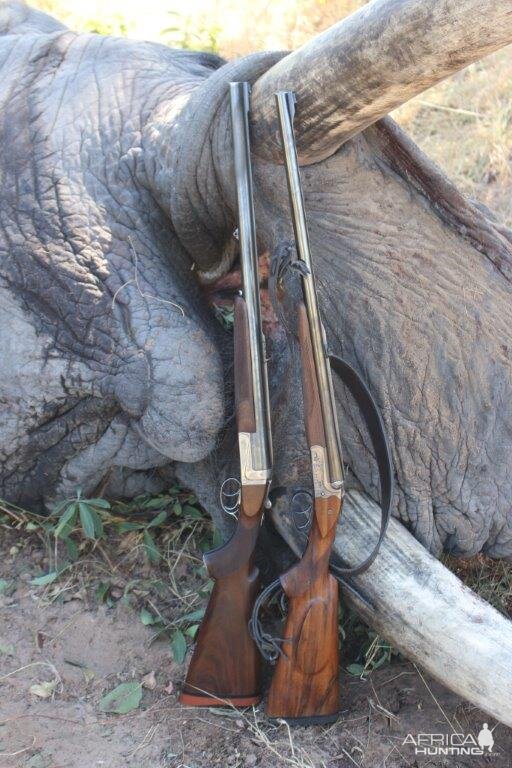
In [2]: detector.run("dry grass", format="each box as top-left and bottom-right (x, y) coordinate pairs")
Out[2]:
(394, 47), (512, 227)
(443, 553), (512, 617)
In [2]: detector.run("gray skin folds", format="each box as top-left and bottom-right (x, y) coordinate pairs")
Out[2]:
(1, 2), (512, 561)
(0, 3), (225, 509)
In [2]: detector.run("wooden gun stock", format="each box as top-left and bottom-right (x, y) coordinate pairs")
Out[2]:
(265, 506), (340, 723)
(266, 303), (342, 724)
(180, 506), (263, 707)
(180, 297), (266, 707)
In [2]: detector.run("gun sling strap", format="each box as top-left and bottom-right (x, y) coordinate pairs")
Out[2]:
(249, 248), (394, 662)
(269, 245), (394, 577)
(327, 353), (393, 577)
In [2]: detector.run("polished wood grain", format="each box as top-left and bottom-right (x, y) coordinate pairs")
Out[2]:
(180, 296), (267, 707)
(180, 494), (266, 707)
(266, 569), (339, 721)
(280, 497), (342, 598)
(241, 483), (267, 518)
(266, 302), (342, 722)
(180, 501), (264, 707)
(234, 296), (256, 434)
(297, 302), (326, 450)
(203, 501), (263, 580)
(266, 501), (342, 721)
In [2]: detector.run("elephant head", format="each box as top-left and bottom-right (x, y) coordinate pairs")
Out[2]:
(1, 0), (511, 724)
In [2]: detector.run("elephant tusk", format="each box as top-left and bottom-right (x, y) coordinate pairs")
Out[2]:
(251, 0), (512, 166)
(272, 489), (512, 727)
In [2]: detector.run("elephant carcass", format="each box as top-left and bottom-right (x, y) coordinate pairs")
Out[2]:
(0, 0), (511, 725)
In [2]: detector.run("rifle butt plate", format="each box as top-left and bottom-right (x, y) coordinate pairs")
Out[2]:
(179, 691), (261, 708)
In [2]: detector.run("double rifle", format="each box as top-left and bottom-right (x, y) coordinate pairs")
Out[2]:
(180, 82), (391, 723)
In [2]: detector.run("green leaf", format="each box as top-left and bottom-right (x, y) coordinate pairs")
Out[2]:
(86, 498), (111, 509)
(142, 496), (170, 510)
(78, 502), (96, 539)
(199, 579), (214, 597)
(31, 571), (60, 586)
(172, 501), (182, 516)
(140, 608), (157, 626)
(39, 520), (55, 535)
(143, 530), (160, 564)
(99, 681), (142, 714)
(178, 608), (205, 624)
(182, 505), (202, 519)
(0, 579), (11, 594)
(50, 498), (73, 517)
(347, 663), (365, 677)
(117, 521), (144, 533)
(95, 582), (111, 603)
(185, 624), (199, 638)
(54, 503), (77, 539)
(65, 537), (79, 562)
(170, 629), (187, 664)
(146, 510), (167, 528)
(26, 521), (40, 532)
(89, 508), (104, 538)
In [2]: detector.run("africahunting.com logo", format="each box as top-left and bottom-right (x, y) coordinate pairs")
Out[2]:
(403, 724), (496, 756)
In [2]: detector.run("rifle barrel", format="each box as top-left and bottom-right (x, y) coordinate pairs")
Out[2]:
(275, 90), (343, 490)
(230, 82), (272, 482)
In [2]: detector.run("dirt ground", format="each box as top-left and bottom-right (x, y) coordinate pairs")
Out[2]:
(1, 528), (511, 768)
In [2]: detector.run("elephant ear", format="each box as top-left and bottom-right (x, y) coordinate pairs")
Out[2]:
(0, 1), (67, 35)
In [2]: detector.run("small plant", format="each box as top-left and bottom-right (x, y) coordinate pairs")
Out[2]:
(12, 485), (208, 587)
(20, 490), (112, 585)
(52, 489), (111, 542)
(114, 487), (207, 560)
(116, 509), (167, 564)
(213, 304), (235, 330)
(1, 488), (215, 666)
(346, 629), (400, 678)
(139, 604), (208, 663)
